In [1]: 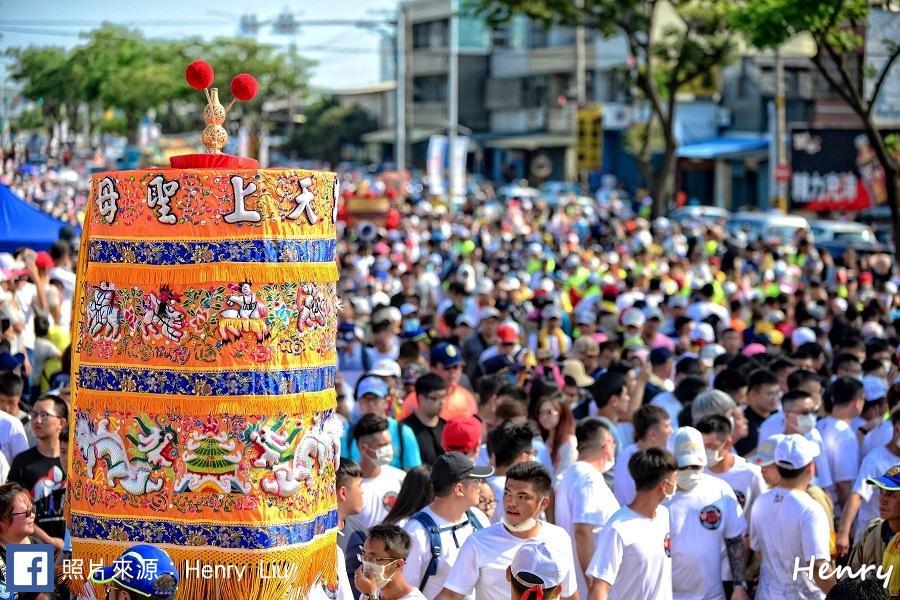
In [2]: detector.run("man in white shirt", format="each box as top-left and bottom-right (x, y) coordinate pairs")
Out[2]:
(436, 462), (579, 600)
(697, 415), (767, 524)
(310, 458), (364, 600)
(342, 414), (406, 554)
(754, 369), (824, 445)
(0, 372), (30, 462)
(587, 446), (678, 600)
(554, 418), (620, 599)
(485, 421), (541, 523)
(836, 405), (900, 556)
(614, 404), (673, 505)
(750, 435), (834, 599)
(665, 427), (748, 600)
(354, 524), (428, 600)
(404, 452), (493, 599)
(816, 376), (864, 507)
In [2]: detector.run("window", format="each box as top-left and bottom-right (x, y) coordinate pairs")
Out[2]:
(413, 75), (447, 102)
(412, 20), (449, 49)
(521, 75), (549, 108)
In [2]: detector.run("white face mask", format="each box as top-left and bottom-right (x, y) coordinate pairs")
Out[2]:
(795, 413), (817, 435)
(676, 470), (702, 492)
(502, 514), (538, 532)
(369, 444), (394, 466)
(601, 453), (615, 474)
(705, 449), (723, 467)
(361, 559), (398, 589)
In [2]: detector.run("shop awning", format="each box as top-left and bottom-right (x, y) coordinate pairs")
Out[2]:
(483, 133), (575, 150)
(677, 137), (769, 160)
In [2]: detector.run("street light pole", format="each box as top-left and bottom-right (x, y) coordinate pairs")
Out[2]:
(448, 0), (460, 202)
(396, 5), (407, 171)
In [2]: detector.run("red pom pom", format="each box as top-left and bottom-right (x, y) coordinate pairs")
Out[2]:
(231, 74), (259, 102)
(185, 60), (214, 90)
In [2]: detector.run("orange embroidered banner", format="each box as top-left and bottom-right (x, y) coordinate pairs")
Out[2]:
(68, 168), (340, 599)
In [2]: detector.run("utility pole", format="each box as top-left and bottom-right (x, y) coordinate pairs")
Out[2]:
(773, 47), (789, 212)
(448, 0), (460, 202)
(396, 5), (407, 171)
(574, 0), (587, 186)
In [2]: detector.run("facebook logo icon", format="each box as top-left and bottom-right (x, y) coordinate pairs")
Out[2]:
(7, 544), (54, 593)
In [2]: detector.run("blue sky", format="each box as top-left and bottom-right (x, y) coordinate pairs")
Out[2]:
(0, 0), (398, 91)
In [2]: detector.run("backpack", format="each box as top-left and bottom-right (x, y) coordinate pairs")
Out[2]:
(409, 509), (484, 590)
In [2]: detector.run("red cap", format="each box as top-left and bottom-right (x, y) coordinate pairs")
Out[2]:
(496, 324), (518, 343)
(860, 271), (874, 285)
(35, 251), (54, 270)
(442, 416), (482, 453)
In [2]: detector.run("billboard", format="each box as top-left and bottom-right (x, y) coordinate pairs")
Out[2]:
(790, 128), (896, 212)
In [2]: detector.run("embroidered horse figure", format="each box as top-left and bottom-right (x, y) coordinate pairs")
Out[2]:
(141, 285), (185, 342)
(87, 282), (121, 339)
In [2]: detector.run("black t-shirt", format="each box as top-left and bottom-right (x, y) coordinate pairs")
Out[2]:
(402, 413), (446, 465)
(8, 447), (67, 540)
(734, 406), (770, 457)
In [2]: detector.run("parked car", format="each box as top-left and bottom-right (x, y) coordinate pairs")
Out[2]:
(811, 219), (890, 258)
(726, 211), (813, 246)
(668, 205), (731, 227)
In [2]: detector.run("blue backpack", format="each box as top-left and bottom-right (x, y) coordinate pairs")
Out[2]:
(409, 509), (484, 590)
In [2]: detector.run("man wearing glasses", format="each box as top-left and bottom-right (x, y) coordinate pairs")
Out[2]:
(7, 394), (67, 553)
(355, 524), (426, 600)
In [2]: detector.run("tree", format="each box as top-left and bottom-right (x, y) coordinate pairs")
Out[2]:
(282, 96), (378, 167)
(732, 0), (900, 251)
(475, 0), (737, 215)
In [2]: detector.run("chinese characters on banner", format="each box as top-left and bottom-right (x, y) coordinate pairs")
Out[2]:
(790, 128), (897, 212)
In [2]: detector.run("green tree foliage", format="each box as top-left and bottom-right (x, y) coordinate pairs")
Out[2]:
(282, 96), (378, 166)
(475, 0), (737, 214)
(732, 0), (900, 250)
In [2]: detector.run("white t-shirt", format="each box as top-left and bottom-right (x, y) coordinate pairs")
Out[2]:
(665, 475), (745, 600)
(402, 506), (490, 599)
(861, 420), (893, 461)
(394, 591), (427, 600)
(851, 444), (900, 542)
(307, 545), (354, 600)
(442, 522), (577, 600)
(755, 415), (834, 492)
(650, 392), (683, 427)
(586, 505), (673, 600)
(13, 282), (39, 350)
(613, 444), (640, 506)
(341, 466), (406, 551)
(750, 488), (830, 600)
(816, 416), (860, 485)
(0, 412), (29, 466)
(704, 455), (767, 525)
(554, 461), (620, 599)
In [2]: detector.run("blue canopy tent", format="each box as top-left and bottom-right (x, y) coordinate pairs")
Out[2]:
(0, 184), (76, 253)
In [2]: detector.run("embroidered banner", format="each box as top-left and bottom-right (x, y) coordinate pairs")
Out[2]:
(68, 168), (340, 600)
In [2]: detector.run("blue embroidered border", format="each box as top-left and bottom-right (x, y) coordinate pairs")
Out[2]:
(88, 238), (337, 265)
(70, 509), (339, 549)
(77, 364), (336, 395)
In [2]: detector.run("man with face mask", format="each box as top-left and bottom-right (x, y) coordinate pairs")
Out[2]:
(355, 524), (427, 600)
(342, 414), (406, 555)
(837, 407), (900, 557)
(816, 377), (865, 508)
(435, 462), (578, 600)
(586, 447), (678, 600)
(553, 418), (619, 599)
(697, 415), (767, 527)
(665, 427), (748, 600)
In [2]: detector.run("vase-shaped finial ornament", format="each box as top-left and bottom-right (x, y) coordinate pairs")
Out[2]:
(202, 88), (228, 154)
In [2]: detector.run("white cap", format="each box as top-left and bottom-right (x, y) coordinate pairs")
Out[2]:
(541, 306), (563, 320)
(774, 434), (820, 469)
(370, 359), (401, 378)
(510, 542), (564, 592)
(672, 427), (707, 468)
(478, 307), (501, 322)
(863, 375), (888, 402)
(861, 321), (885, 341)
(699, 343), (726, 364)
(475, 279), (495, 295)
(691, 322), (715, 343)
(622, 308), (646, 328)
(791, 327), (817, 348)
(750, 433), (787, 467)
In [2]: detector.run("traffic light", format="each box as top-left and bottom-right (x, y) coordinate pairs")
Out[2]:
(577, 105), (603, 172)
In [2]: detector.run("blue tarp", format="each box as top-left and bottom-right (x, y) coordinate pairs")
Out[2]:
(677, 137), (768, 160)
(0, 184), (75, 253)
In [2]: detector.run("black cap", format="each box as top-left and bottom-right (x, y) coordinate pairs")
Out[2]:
(431, 452), (493, 489)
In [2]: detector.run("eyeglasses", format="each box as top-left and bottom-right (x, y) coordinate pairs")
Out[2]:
(357, 553), (400, 565)
(10, 506), (35, 519)
(31, 412), (62, 422)
(478, 498), (497, 509)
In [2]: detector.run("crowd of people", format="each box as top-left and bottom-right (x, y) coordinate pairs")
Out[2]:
(0, 147), (899, 599)
(1, 155), (90, 226)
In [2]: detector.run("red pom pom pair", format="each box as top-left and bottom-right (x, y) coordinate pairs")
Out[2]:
(185, 60), (258, 102)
